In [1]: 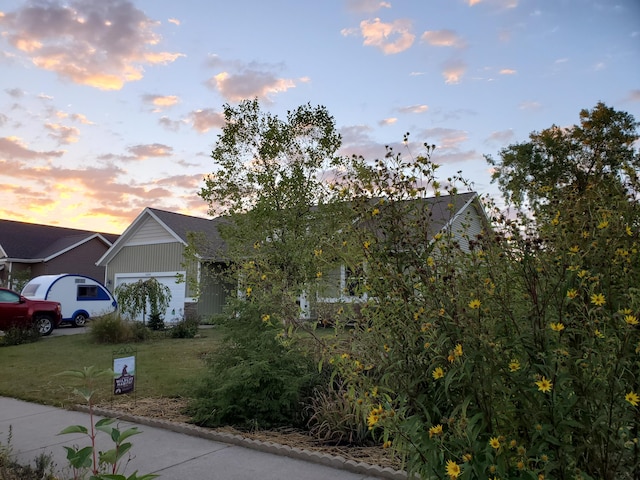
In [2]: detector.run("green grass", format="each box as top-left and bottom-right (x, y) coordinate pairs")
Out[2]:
(0, 330), (223, 407)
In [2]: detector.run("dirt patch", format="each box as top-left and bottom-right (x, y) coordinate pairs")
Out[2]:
(96, 397), (403, 471)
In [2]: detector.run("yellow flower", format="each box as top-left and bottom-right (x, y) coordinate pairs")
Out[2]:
(261, 314), (270, 323)
(566, 289), (578, 299)
(314, 248), (322, 256)
(424, 342), (431, 349)
(594, 329), (604, 339)
(535, 376), (553, 393)
(246, 287), (252, 296)
(383, 344), (390, 352)
(367, 405), (383, 429)
(454, 344), (463, 357)
(316, 271), (323, 278)
(382, 440), (392, 449)
(577, 270), (589, 278)
(448, 354), (456, 363)
(626, 225), (633, 236)
(624, 315), (638, 326)
(432, 367), (444, 379)
(569, 245), (580, 253)
(550, 322), (565, 332)
(340, 353), (350, 360)
(590, 293), (606, 306)
(625, 391), (639, 407)
(469, 299), (481, 309)
(427, 256), (435, 267)
(261, 274), (267, 280)
(597, 219), (609, 229)
(489, 437), (501, 449)
(372, 208), (380, 216)
(429, 424), (443, 438)
(445, 459), (461, 479)
(462, 453), (472, 463)
(363, 241), (371, 250)
(509, 359), (521, 372)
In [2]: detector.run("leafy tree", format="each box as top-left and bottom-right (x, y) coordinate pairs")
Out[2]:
(486, 101), (640, 215)
(198, 98), (351, 325)
(114, 278), (171, 326)
(190, 100), (353, 428)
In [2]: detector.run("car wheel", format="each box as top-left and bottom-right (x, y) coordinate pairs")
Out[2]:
(35, 315), (54, 336)
(73, 313), (88, 327)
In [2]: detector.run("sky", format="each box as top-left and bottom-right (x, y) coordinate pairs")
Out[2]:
(0, 0), (638, 234)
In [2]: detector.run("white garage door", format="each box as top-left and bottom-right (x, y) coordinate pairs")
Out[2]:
(114, 272), (185, 324)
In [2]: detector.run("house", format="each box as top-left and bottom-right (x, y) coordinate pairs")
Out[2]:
(96, 208), (229, 321)
(314, 191), (487, 310)
(0, 219), (119, 290)
(100, 192), (488, 323)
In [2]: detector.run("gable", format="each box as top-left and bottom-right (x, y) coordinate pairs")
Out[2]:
(127, 216), (180, 246)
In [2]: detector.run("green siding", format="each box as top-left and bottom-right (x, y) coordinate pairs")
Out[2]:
(106, 243), (186, 286)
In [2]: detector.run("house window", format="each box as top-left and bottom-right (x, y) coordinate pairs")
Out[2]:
(344, 265), (365, 297)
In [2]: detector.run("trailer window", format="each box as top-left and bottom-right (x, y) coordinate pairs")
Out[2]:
(77, 284), (111, 301)
(78, 285), (98, 299)
(22, 283), (40, 296)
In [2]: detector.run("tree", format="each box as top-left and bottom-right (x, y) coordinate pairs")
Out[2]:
(189, 100), (353, 429)
(198, 98), (351, 325)
(486, 102), (640, 215)
(114, 278), (171, 327)
(487, 102), (640, 310)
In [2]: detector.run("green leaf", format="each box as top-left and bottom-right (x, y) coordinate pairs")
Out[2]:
(117, 427), (141, 443)
(59, 424), (89, 435)
(64, 445), (93, 469)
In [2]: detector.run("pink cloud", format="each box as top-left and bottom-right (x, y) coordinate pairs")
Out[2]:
(188, 108), (225, 133)
(209, 70), (296, 102)
(358, 18), (415, 54)
(45, 123), (80, 144)
(0, 0), (183, 90)
(0, 136), (64, 159)
(345, 0), (391, 13)
(421, 30), (467, 48)
(127, 143), (173, 159)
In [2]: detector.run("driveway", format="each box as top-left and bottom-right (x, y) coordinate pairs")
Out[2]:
(51, 324), (88, 336)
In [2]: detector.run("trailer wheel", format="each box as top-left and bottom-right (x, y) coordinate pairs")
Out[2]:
(73, 313), (88, 327)
(35, 315), (54, 336)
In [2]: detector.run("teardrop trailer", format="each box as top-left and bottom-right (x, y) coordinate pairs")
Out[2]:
(21, 274), (117, 327)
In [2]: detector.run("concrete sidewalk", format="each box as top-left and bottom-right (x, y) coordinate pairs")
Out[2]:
(0, 397), (405, 480)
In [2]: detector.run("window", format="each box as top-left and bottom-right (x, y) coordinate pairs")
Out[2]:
(77, 285), (99, 299)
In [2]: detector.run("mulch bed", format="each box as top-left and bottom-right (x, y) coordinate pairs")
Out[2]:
(96, 397), (403, 471)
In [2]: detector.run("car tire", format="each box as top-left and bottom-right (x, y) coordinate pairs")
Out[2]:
(35, 315), (54, 336)
(73, 313), (88, 327)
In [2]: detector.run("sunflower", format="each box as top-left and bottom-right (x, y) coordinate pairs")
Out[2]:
(445, 459), (461, 479)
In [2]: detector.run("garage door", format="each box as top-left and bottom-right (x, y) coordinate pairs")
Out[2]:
(114, 272), (185, 324)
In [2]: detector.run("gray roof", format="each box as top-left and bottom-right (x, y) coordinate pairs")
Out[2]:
(147, 208), (228, 260)
(0, 219), (118, 261)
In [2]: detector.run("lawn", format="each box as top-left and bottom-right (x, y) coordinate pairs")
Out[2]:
(0, 329), (224, 407)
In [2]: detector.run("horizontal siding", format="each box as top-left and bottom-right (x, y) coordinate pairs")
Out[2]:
(127, 217), (176, 245)
(106, 243), (185, 287)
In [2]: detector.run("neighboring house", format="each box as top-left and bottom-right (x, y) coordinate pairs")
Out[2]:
(96, 208), (229, 321)
(315, 191), (488, 309)
(0, 219), (119, 290)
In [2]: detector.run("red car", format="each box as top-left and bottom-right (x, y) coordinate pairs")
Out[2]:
(0, 287), (62, 336)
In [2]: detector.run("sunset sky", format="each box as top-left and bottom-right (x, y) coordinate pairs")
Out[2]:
(1, 0), (638, 234)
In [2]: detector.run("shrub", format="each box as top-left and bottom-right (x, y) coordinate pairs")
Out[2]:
(306, 378), (373, 446)
(187, 302), (321, 429)
(170, 316), (200, 339)
(89, 312), (130, 344)
(129, 320), (151, 342)
(0, 326), (40, 346)
(147, 313), (165, 331)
